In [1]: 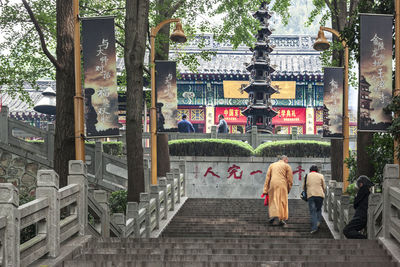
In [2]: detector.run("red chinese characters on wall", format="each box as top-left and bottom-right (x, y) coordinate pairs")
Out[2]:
(203, 165), (263, 179)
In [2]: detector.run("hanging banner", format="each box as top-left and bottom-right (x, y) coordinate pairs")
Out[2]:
(82, 17), (119, 137)
(359, 14), (393, 131)
(156, 61), (178, 131)
(323, 67), (343, 138)
(215, 107), (247, 124)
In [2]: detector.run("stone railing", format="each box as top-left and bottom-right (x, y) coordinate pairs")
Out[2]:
(324, 164), (400, 247)
(0, 160), (87, 267)
(0, 159), (186, 266)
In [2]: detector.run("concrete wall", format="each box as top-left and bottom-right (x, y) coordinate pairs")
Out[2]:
(171, 156), (331, 199)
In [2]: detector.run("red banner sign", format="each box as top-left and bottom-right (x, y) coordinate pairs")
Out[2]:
(272, 108), (306, 125)
(215, 107), (247, 124)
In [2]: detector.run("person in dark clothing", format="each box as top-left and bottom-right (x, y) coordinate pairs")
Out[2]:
(177, 115), (195, 133)
(217, 114), (229, 133)
(343, 175), (374, 239)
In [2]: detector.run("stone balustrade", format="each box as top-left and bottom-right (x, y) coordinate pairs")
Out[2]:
(324, 164), (400, 247)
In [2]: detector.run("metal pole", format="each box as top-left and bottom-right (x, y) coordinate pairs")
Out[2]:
(395, 0), (400, 166)
(73, 0), (85, 161)
(321, 26), (349, 192)
(150, 18), (181, 185)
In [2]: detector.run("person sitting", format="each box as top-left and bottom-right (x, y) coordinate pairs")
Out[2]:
(177, 114), (195, 133)
(343, 175), (374, 239)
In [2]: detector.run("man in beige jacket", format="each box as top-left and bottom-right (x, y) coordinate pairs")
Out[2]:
(303, 165), (326, 233)
(263, 155), (293, 226)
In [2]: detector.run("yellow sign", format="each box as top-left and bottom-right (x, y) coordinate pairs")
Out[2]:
(223, 80), (296, 99)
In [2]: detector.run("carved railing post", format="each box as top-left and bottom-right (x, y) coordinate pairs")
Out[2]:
(327, 180), (337, 220)
(93, 190), (110, 238)
(211, 126), (217, 139)
(46, 123), (55, 165)
(173, 169), (181, 203)
(37, 170), (60, 257)
(150, 185), (160, 230)
(140, 193), (151, 238)
(159, 178), (168, 219)
(383, 164), (400, 239)
(339, 195), (350, 239)
(179, 160), (186, 196)
(95, 141), (103, 184)
(166, 173), (175, 211)
(0, 106), (8, 144)
(333, 183), (342, 231)
(127, 202), (140, 237)
(144, 159), (150, 193)
(67, 160), (88, 235)
(0, 183), (19, 267)
(367, 193), (382, 239)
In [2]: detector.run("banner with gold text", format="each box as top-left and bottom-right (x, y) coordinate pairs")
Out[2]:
(359, 14), (393, 131)
(323, 67), (343, 138)
(82, 17), (119, 137)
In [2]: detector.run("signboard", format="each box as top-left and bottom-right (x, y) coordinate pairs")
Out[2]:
(359, 14), (393, 131)
(323, 67), (343, 138)
(215, 107), (247, 124)
(156, 61), (178, 131)
(223, 81), (296, 99)
(82, 17), (119, 137)
(272, 107), (306, 125)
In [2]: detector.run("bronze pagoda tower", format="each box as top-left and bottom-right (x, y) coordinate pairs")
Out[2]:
(242, 1), (277, 133)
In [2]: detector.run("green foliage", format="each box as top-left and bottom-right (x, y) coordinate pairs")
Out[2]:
(345, 182), (357, 204)
(85, 141), (124, 157)
(169, 139), (254, 157)
(366, 133), (394, 185)
(344, 150), (357, 184)
(254, 140), (330, 158)
(109, 190), (127, 215)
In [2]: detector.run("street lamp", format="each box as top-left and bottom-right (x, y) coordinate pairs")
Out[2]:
(313, 26), (350, 192)
(150, 19), (187, 185)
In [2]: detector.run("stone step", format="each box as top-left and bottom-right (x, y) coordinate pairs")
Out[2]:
(83, 247), (387, 256)
(74, 253), (393, 262)
(63, 260), (400, 267)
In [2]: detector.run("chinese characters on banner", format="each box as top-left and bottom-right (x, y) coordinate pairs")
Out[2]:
(271, 108), (306, 124)
(156, 61), (178, 131)
(214, 107), (247, 124)
(82, 17), (120, 137)
(323, 67), (344, 138)
(359, 14), (392, 131)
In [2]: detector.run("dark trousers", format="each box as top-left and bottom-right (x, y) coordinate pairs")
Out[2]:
(308, 196), (323, 231)
(343, 216), (367, 239)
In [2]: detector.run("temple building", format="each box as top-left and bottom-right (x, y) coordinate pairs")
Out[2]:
(1, 35), (358, 136)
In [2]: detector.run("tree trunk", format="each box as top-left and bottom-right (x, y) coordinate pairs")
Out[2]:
(331, 139), (343, 182)
(155, 24), (170, 60)
(357, 132), (374, 178)
(125, 0), (149, 202)
(157, 133), (170, 177)
(54, 0), (76, 187)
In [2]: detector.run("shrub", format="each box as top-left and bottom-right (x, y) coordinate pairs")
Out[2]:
(86, 141), (124, 157)
(169, 139), (254, 157)
(366, 133), (393, 185)
(254, 140), (330, 158)
(109, 190), (127, 215)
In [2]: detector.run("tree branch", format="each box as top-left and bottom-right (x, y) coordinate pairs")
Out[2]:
(21, 0), (61, 70)
(168, 0), (185, 17)
(324, 0), (333, 12)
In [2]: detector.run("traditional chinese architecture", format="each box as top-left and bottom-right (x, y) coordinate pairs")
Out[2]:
(359, 75), (373, 127)
(241, 2), (277, 133)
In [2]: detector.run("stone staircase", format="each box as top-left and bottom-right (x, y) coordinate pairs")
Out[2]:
(64, 199), (398, 267)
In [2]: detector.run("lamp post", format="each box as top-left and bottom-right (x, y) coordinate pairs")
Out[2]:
(150, 19), (187, 185)
(73, 0), (85, 161)
(313, 26), (350, 192)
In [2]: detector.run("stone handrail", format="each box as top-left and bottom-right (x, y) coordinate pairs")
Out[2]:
(323, 164), (400, 247)
(0, 160), (87, 267)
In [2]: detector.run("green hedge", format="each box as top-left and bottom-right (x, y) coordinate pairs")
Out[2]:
(169, 139), (254, 157)
(86, 141), (124, 157)
(254, 140), (330, 158)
